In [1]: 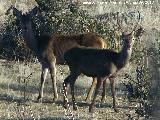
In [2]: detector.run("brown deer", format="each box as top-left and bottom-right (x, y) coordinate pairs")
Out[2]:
(63, 23), (143, 112)
(6, 5), (107, 101)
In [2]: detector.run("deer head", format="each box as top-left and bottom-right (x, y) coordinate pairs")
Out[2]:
(116, 11), (142, 36)
(116, 11), (144, 48)
(6, 5), (40, 53)
(6, 5), (39, 33)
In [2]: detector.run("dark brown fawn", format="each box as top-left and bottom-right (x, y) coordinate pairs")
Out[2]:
(63, 27), (143, 112)
(85, 11), (144, 103)
(6, 5), (107, 101)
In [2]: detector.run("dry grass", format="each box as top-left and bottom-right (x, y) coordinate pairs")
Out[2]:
(0, 0), (158, 119)
(0, 59), (142, 120)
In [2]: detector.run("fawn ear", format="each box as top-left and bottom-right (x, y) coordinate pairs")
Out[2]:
(115, 30), (123, 37)
(128, 31), (135, 40)
(135, 26), (145, 38)
(6, 5), (22, 18)
(13, 7), (22, 18)
(119, 32), (126, 40)
(29, 6), (39, 16)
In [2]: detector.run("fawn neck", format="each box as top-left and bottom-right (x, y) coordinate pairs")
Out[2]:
(117, 38), (133, 70)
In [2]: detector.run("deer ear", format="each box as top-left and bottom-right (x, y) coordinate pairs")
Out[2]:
(135, 26), (144, 38)
(6, 5), (22, 17)
(6, 5), (13, 15)
(12, 7), (22, 18)
(127, 30), (135, 37)
(118, 32), (125, 39)
(29, 6), (39, 16)
(122, 32), (126, 35)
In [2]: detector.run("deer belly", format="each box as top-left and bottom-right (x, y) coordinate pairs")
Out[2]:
(79, 62), (117, 77)
(79, 65), (110, 77)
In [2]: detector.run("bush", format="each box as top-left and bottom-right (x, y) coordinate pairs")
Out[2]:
(1, 1), (142, 61)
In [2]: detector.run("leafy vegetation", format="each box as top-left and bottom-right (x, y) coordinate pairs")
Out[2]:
(1, 0), (143, 61)
(0, 0), (159, 119)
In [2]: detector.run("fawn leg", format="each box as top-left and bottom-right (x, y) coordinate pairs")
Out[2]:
(63, 72), (79, 110)
(63, 77), (70, 109)
(70, 76), (78, 110)
(109, 77), (118, 112)
(89, 77), (103, 113)
(37, 64), (48, 101)
(85, 77), (97, 102)
(101, 79), (107, 103)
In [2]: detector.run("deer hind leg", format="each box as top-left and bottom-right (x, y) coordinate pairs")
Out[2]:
(89, 77), (104, 113)
(101, 79), (107, 103)
(48, 59), (58, 101)
(37, 63), (49, 101)
(85, 77), (97, 102)
(63, 72), (79, 110)
(70, 75), (79, 110)
(109, 77), (118, 112)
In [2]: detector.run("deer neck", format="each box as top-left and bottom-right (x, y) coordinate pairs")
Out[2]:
(22, 21), (38, 54)
(117, 42), (133, 70)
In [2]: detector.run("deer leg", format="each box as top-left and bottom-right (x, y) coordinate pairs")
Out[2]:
(101, 79), (107, 103)
(70, 77), (78, 110)
(109, 77), (118, 112)
(89, 77), (103, 113)
(48, 60), (58, 101)
(37, 64), (48, 101)
(63, 72), (79, 110)
(85, 77), (97, 102)
(63, 76), (70, 109)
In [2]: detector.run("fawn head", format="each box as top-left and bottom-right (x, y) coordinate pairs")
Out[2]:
(6, 5), (39, 32)
(121, 31), (135, 49)
(116, 11), (144, 49)
(121, 26), (144, 49)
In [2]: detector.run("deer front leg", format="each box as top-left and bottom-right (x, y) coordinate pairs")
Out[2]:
(85, 77), (97, 102)
(63, 79), (69, 109)
(48, 60), (58, 101)
(89, 77), (103, 113)
(109, 77), (118, 112)
(101, 79), (107, 103)
(70, 78), (78, 110)
(37, 64), (48, 101)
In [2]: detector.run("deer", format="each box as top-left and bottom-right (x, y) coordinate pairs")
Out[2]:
(6, 5), (107, 102)
(63, 13), (143, 112)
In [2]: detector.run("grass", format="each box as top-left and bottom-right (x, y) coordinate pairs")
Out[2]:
(0, 59), (142, 120)
(0, 0), (158, 119)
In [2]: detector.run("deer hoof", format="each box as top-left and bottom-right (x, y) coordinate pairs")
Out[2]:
(73, 105), (78, 111)
(37, 96), (42, 103)
(89, 104), (94, 113)
(101, 98), (106, 103)
(114, 108), (119, 113)
(63, 102), (69, 109)
(85, 96), (92, 102)
(37, 95), (41, 100)
(89, 107), (94, 113)
(53, 97), (58, 102)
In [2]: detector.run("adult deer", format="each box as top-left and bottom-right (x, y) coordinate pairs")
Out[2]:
(63, 13), (143, 112)
(6, 5), (107, 101)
